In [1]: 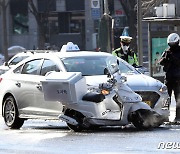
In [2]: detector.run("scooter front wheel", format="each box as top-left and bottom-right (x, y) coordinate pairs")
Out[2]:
(65, 109), (84, 132)
(129, 109), (153, 130)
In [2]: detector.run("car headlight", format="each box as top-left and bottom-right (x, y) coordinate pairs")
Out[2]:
(159, 85), (168, 93)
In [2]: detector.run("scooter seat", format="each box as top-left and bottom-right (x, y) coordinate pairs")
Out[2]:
(82, 92), (105, 103)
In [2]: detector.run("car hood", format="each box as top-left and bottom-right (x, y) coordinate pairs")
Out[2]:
(0, 65), (9, 70)
(122, 73), (163, 90)
(85, 74), (163, 91)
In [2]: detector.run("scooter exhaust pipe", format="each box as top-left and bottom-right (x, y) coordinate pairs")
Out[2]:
(59, 115), (78, 125)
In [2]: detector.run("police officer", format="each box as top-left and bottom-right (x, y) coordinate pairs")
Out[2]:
(112, 36), (138, 67)
(159, 33), (180, 122)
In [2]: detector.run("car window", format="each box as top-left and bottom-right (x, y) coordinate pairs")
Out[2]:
(9, 56), (29, 66)
(62, 56), (107, 76)
(40, 59), (60, 76)
(13, 64), (24, 74)
(22, 59), (42, 75)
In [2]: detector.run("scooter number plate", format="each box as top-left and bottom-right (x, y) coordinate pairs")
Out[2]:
(145, 101), (151, 107)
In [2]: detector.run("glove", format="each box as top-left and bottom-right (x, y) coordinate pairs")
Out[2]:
(132, 63), (137, 67)
(166, 51), (173, 61)
(166, 51), (172, 56)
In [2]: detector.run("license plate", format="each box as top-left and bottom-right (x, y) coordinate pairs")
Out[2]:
(145, 101), (151, 106)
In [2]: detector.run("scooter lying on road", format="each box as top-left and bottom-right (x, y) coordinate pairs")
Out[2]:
(42, 57), (167, 131)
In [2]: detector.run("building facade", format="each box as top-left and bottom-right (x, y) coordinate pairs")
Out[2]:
(0, 0), (128, 52)
(0, 0), (91, 50)
(0, 0), (180, 60)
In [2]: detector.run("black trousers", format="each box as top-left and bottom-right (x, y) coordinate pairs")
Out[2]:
(166, 80), (180, 108)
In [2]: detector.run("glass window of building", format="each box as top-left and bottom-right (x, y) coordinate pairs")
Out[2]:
(10, 0), (28, 34)
(38, 0), (56, 12)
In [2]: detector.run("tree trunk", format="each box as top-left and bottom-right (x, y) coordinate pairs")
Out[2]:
(28, 0), (46, 49)
(127, 9), (137, 52)
(118, 0), (137, 52)
(37, 21), (46, 49)
(1, 0), (9, 62)
(98, 13), (112, 53)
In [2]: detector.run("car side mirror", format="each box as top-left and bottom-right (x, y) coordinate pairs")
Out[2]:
(4, 62), (8, 66)
(135, 66), (149, 75)
(135, 68), (145, 74)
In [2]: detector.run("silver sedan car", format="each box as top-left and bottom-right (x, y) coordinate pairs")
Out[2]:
(0, 51), (170, 129)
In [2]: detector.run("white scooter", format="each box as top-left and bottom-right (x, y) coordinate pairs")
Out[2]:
(42, 57), (166, 131)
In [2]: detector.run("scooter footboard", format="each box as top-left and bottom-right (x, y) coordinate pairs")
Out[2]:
(129, 102), (152, 113)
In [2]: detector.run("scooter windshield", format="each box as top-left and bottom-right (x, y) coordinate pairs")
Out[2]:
(106, 57), (119, 75)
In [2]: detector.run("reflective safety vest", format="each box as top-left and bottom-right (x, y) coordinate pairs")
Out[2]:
(112, 47), (138, 66)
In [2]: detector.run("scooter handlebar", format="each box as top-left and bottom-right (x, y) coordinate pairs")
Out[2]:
(99, 82), (114, 91)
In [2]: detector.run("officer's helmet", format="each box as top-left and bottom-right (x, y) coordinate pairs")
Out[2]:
(120, 36), (132, 44)
(167, 33), (180, 46)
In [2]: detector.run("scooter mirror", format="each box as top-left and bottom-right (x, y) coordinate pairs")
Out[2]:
(104, 68), (111, 77)
(117, 59), (119, 65)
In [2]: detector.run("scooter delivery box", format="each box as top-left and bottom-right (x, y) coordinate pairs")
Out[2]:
(41, 72), (87, 104)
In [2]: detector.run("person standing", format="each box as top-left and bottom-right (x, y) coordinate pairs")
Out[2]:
(112, 36), (138, 67)
(159, 33), (180, 122)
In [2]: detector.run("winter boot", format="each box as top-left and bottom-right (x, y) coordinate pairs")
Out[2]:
(174, 107), (180, 122)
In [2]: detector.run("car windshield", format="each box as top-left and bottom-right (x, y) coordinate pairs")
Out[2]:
(61, 56), (139, 76)
(62, 56), (107, 76)
(9, 56), (29, 66)
(118, 58), (139, 74)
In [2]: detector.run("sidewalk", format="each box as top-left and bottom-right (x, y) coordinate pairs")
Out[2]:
(169, 94), (176, 122)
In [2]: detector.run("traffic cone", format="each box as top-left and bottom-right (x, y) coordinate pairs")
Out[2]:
(121, 27), (129, 36)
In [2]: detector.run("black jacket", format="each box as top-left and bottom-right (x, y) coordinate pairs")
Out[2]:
(159, 45), (180, 81)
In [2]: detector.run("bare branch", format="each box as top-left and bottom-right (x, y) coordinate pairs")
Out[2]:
(28, 0), (39, 22)
(141, 0), (169, 17)
(0, 0), (9, 7)
(5, 0), (9, 8)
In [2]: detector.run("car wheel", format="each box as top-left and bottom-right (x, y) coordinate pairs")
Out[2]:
(65, 109), (84, 132)
(3, 96), (24, 129)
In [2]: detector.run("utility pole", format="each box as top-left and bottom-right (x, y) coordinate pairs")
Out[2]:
(137, 0), (143, 66)
(104, 0), (108, 14)
(1, 0), (9, 62)
(98, 0), (112, 53)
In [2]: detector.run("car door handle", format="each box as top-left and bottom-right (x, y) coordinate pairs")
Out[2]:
(15, 82), (21, 87)
(36, 84), (42, 90)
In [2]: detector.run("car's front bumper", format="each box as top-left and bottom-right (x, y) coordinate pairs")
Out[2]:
(135, 90), (170, 121)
